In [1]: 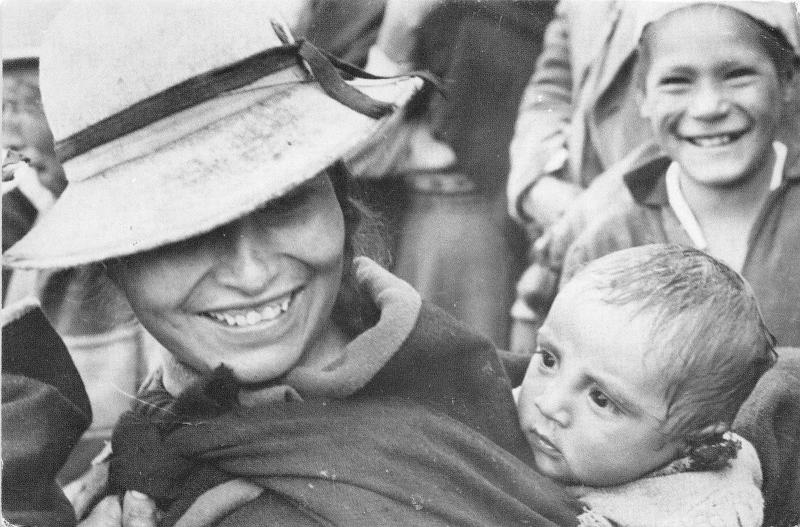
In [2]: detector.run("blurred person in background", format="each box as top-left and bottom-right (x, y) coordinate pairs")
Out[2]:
(362, 0), (555, 348)
(2, 0), (163, 483)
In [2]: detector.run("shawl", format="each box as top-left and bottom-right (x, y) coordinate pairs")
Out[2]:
(109, 258), (580, 526)
(570, 434), (763, 527)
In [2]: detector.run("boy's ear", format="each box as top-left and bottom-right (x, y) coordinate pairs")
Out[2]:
(635, 88), (651, 119)
(781, 68), (797, 105)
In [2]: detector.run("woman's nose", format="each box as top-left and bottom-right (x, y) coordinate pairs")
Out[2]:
(533, 385), (571, 428)
(688, 81), (730, 120)
(214, 217), (273, 294)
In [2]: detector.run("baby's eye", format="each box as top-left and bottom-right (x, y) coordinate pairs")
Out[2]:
(535, 347), (557, 369)
(589, 388), (619, 414)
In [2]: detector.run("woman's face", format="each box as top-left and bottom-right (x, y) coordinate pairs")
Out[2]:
(111, 173), (346, 383)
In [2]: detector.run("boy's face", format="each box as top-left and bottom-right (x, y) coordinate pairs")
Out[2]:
(517, 281), (682, 486)
(638, 7), (790, 189)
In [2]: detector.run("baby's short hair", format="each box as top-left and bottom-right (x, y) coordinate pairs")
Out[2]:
(570, 244), (776, 440)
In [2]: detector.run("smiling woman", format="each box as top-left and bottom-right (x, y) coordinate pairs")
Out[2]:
(108, 172), (349, 386)
(2, 1), (581, 526)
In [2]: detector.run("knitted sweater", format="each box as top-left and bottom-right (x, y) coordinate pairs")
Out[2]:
(570, 434), (763, 527)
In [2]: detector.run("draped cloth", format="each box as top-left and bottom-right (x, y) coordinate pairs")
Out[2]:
(112, 396), (579, 527)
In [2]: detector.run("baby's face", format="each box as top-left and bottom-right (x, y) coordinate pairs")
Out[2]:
(517, 282), (683, 486)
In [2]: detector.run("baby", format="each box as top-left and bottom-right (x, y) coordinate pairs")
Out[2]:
(516, 244), (775, 526)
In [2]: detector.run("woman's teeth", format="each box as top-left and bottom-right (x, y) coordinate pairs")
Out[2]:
(206, 296), (292, 327)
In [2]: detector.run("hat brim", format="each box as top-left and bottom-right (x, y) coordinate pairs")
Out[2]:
(5, 77), (420, 269)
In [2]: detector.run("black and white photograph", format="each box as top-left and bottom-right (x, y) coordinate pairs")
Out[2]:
(2, 0), (800, 525)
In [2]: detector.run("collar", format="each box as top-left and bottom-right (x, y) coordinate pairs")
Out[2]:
(664, 142), (789, 250)
(625, 142), (797, 208)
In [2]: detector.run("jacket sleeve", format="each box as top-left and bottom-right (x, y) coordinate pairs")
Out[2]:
(507, 1), (573, 223)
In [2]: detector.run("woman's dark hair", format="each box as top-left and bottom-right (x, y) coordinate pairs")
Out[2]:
(327, 160), (388, 336)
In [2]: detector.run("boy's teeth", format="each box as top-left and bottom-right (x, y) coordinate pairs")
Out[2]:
(206, 293), (294, 326)
(691, 134), (733, 147)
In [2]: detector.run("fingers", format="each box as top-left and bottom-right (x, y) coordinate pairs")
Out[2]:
(63, 462), (110, 520)
(77, 496), (121, 527)
(121, 491), (157, 527)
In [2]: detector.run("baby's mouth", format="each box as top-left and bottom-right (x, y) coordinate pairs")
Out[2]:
(529, 428), (561, 456)
(683, 130), (747, 147)
(201, 290), (297, 327)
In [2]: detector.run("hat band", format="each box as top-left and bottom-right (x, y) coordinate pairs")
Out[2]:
(55, 41), (401, 163)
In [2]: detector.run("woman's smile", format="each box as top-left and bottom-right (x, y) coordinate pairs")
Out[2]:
(200, 287), (301, 327)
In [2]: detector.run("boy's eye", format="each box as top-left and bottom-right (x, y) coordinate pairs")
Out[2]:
(724, 68), (756, 82)
(659, 75), (691, 87)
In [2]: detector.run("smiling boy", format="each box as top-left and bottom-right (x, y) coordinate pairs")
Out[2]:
(559, 2), (800, 347)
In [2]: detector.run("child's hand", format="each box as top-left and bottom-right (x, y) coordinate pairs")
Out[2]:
(524, 176), (582, 229)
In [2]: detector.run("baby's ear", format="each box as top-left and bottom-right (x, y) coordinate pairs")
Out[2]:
(684, 422), (741, 471)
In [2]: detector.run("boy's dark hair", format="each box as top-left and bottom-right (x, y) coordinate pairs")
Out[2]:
(572, 244), (777, 441)
(635, 3), (797, 90)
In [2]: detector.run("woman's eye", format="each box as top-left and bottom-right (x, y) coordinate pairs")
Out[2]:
(262, 188), (312, 215)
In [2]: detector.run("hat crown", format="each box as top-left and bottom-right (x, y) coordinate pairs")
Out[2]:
(39, 0), (300, 142)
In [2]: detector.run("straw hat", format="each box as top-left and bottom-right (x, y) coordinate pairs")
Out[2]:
(4, 0), (424, 269)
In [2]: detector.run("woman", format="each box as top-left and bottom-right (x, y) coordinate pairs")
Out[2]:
(4, 1), (578, 526)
